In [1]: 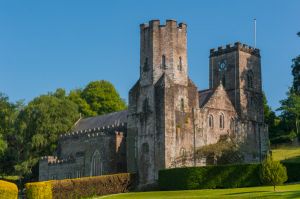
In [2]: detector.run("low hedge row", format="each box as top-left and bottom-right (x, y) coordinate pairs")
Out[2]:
(159, 164), (261, 190)
(0, 180), (18, 199)
(26, 173), (135, 199)
(282, 162), (300, 182)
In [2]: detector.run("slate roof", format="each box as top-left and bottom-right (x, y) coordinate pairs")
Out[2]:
(199, 89), (214, 108)
(73, 110), (128, 131)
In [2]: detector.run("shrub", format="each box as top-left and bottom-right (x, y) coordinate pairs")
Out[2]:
(26, 181), (53, 199)
(260, 155), (287, 191)
(159, 164), (261, 190)
(282, 162), (300, 182)
(0, 180), (18, 199)
(25, 173), (135, 199)
(52, 173), (135, 199)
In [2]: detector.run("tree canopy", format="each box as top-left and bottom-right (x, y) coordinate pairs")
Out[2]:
(0, 80), (126, 181)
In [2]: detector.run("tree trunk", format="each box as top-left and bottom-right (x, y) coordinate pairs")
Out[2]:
(274, 185), (276, 191)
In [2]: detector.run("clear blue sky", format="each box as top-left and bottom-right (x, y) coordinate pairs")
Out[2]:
(0, 0), (299, 111)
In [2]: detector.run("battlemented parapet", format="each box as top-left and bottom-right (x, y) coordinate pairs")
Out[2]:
(59, 123), (126, 140)
(210, 42), (260, 58)
(139, 19), (188, 86)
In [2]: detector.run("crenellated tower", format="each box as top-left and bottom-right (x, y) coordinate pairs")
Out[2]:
(209, 42), (263, 122)
(139, 19), (188, 86)
(127, 20), (199, 187)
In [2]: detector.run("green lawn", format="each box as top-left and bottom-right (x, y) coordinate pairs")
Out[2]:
(93, 184), (300, 199)
(272, 146), (300, 163)
(92, 146), (300, 199)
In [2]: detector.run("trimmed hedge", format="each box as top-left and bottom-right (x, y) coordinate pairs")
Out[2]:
(282, 162), (300, 182)
(26, 181), (53, 199)
(0, 180), (18, 199)
(26, 173), (135, 199)
(159, 164), (262, 190)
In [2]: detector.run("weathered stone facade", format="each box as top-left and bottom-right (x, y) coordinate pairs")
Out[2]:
(39, 111), (127, 181)
(39, 19), (269, 187)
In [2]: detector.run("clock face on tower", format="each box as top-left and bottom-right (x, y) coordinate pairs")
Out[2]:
(218, 60), (227, 71)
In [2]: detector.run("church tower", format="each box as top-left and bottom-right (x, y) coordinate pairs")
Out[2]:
(127, 20), (199, 187)
(139, 19), (188, 86)
(209, 42), (263, 122)
(209, 42), (267, 162)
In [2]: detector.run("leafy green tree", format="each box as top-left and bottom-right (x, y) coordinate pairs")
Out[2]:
(274, 32), (300, 143)
(196, 135), (244, 165)
(278, 92), (300, 137)
(291, 32), (300, 94)
(263, 93), (279, 140)
(0, 93), (21, 175)
(81, 80), (127, 116)
(14, 89), (80, 178)
(260, 155), (287, 191)
(68, 89), (96, 117)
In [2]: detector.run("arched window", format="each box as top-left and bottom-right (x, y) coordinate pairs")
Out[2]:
(90, 150), (102, 176)
(208, 115), (214, 128)
(180, 148), (186, 157)
(178, 56), (183, 71)
(162, 55), (167, 69)
(247, 70), (254, 89)
(219, 113), (225, 129)
(180, 98), (184, 112)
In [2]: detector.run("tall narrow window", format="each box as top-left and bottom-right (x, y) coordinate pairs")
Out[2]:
(219, 113), (224, 129)
(143, 57), (149, 72)
(247, 70), (254, 89)
(230, 118), (234, 130)
(91, 150), (102, 176)
(222, 75), (226, 87)
(162, 55), (167, 69)
(180, 98), (184, 112)
(208, 115), (214, 128)
(178, 56), (183, 71)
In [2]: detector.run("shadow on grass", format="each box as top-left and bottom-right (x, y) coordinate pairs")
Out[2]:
(225, 190), (300, 199)
(225, 191), (268, 195)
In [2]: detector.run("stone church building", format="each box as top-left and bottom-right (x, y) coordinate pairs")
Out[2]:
(39, 20), (269, 186)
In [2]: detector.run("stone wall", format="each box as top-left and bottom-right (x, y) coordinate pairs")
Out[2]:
(39, 126), (127, 181)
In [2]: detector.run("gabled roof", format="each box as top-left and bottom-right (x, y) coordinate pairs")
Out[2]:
(73, 110), (128, 131)
(199, 89), (214, 107)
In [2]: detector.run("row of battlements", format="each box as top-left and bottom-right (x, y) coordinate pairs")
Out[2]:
(59, 122), (126, 140)
(40, 156), (76, 165)
(210, 42), (260, 57)
(140, 19), (187, 30)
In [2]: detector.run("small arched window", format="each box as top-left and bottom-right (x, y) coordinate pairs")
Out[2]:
(208, 115), (214, 128)
(219, 113), (225, 129)
(180, 98), (184, 112)
(178, 56), (183, 71)
(162, 55), (167, 69)
(247, 70), (254, 89)
(180, 148), (186, 157)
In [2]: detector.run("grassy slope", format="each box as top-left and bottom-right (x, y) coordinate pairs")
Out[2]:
(94, 145), (300, 199)
(272, 146), (300, 162)
(95, 184), (300, 199)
